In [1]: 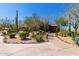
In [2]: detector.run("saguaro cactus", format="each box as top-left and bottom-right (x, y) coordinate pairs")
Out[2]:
(68, 15), (71, 32)
(16, 10), (19, 32)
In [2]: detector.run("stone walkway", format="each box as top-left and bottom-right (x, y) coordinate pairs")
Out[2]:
(0, 33), (79, 56)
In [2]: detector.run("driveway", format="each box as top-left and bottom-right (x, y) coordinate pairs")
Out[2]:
(0, 33), (79, 56)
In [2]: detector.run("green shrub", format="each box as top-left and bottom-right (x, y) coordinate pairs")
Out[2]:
(75, 37), (79, 46)
(77, 32), (79, 37)
(31, 31), (41, 37)
(8, 33), (16, 38)
(67, 32), (72, 36)
(19, 32), (29, 40)
(25, 28), (32, 33)
(35, 35), (44, 42)
(31, 31), (45, 42)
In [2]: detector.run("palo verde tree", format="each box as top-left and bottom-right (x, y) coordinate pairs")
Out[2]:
(24, 13), (49, 31)
(40, 17), (49, 32)
(24, 13), (41, 31)
(55, 17), (68, 32)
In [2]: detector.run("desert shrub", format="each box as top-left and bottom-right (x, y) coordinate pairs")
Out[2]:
(71, 32), (75, 40)
(29, 30), (47, 42)
(19, 31), (29, 40)
(35, 35), (44, 42)
(77, 32), (79, 37)
(31, 31), (40, 37)
(74, 37), (79, 46)
(62, 31), (67, 37)
(31, 31), (44, 42)
(8, 29), (17, 33)
(67, 32), (72, 36)
(31, 32), (36, 38)
(43, 33), (48, 42)
(8, 33), (16, 38)
(58, 32), (63, 36)
(2, 32), (6, 35)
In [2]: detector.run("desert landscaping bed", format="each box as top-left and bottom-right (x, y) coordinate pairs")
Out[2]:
(3, 32), (48, 44)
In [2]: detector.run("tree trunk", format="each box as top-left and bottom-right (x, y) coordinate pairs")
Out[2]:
(74, 16), (77, 36)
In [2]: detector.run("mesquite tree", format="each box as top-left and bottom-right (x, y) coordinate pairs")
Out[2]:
(71, 7), (79, 35)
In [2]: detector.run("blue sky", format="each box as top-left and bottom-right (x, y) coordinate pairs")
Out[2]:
(0, 3), (74, 24)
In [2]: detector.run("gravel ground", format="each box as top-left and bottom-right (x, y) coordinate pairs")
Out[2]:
(0, 33), (79, 56)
